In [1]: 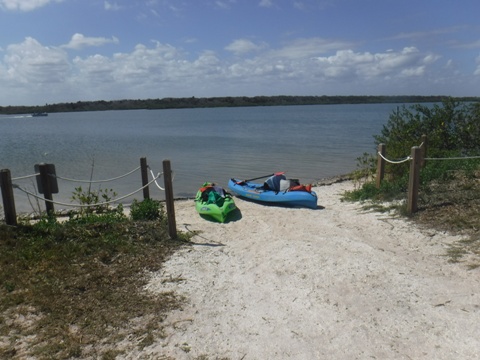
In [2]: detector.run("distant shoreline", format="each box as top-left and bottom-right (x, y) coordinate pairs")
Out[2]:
(1, 95), (478, 115)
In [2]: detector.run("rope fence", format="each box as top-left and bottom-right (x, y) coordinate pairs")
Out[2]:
(13, 172), (162, 208)
(377, 153), (480, 163)
(1, 157), (178, 238)
(149, 167), (166, 191)
(376, 134), (480, 214)
(52, 166), (141, 183)
(376, 152), (411, 164)
(11, 173), (40, 181)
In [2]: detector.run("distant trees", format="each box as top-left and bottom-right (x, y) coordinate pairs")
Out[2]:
(1, 95), (478, 115)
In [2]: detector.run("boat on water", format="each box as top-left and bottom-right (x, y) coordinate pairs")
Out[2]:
(195, 182), (237, 222)
(31, 112), (48, 117)
(228, 173), (318, 209)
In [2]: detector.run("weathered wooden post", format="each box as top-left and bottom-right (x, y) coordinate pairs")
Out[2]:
(420, 134), (428, 168)
(376, 143), (386, 188)
(162, 159), (177, 239)
(140, 157), (150, 200)
(407, 146), (421, 215)
(0, 169), (17, 226)
(37, 163), (55, 215)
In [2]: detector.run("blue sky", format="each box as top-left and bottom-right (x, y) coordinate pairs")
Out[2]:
(1, 0), (479, 106)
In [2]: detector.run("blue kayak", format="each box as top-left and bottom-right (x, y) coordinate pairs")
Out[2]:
(228, 178), (318, 209)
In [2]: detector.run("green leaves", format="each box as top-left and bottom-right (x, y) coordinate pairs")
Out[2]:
(130, 198), (164, 221)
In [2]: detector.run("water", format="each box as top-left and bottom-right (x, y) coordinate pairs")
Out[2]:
(0, 104), (398, 213)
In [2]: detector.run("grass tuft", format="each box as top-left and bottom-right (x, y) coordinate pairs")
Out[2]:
(0, 204), (191, 359)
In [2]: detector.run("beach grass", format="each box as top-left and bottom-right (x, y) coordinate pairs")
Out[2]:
(0, 205), (191, 359)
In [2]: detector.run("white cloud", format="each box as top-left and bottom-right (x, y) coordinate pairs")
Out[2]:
(258, 0), (273, 7)
(0, 36), (468, 105)
(269, 38), (354, 59)
(62, 33), (119, 50)
(4, 37), (69, 83)
(474, 55), (480, 76)
(455, 39), (480, 50)
(215, 0), (235, 9)
(225, 39), (267, 55)
(293, 1), (305, 10)
(104, 1), (122, 11)
(312, 47), (440, 80)
(0, 0), (62, 11)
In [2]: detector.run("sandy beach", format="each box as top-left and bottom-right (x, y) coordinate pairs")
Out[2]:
(132, 180), (479, 359)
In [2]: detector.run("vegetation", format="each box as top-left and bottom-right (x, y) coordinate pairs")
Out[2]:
(71, 185), (118, 215)
(130, 198), (163, 221)
(346, 98), (480, 267)
(1, 95), (479, 115)
(0, 199), (191, 359)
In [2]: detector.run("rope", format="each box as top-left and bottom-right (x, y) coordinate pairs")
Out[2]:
(13, 173), (161, 208)
(377, 152), (411, 164)
(147, 166), (175, 191)
(52, 166), (141, 183)
(12, 173), (40, 181)
(424, 155), (480, 161)
(149, 169), (165, 190)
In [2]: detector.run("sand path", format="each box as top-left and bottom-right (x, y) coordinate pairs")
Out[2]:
(134, 181), (479, 359)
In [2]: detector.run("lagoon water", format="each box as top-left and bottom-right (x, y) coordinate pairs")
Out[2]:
(1, 104), (399, 213)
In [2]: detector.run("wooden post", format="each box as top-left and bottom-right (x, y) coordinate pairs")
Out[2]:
(140, 157), (150, 200)
(0, 169), (17, 226)
(407, 146), (421, 215)
(162, 159), (177, 239)
(420, 134), (427, 168)
(376, 143), (386, 188)
(38, 163), (55, 215)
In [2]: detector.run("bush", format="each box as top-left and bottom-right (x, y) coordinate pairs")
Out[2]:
(373, 99), (480, 180)
(344, 176), (407, 202)
(348, 98), (480, 201)
(71, 186), (118, 215)
(129, 198), (163, 221)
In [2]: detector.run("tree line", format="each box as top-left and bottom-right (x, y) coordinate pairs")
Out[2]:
(1, 95), (479, 115)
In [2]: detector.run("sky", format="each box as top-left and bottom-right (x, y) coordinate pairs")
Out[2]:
(1, 0), (480, 106)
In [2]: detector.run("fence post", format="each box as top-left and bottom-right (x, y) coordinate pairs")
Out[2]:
(162, 159), (177, 239)
(140, 157), (150, 200)
(376, 143), (386, 188)
(420, 134), (427, 168)
(0, 169), (17, 226)
(407, 146), (421, 215)
(38, 163), (55, 215)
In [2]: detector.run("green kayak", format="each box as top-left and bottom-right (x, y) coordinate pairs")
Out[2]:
(195, 182), (236, 223)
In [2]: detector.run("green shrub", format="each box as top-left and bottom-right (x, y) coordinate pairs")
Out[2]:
(129, 198), (163, 221)
(350, 98), (480, 202)
(374, 99), (480, 180)
(67, 205), (126, 225)
(344, 176), (407, 202)
(71, 186), (118, 215)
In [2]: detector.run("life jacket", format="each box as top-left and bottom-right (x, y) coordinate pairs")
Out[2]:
(199, 183), (226, 205)
(279, 179), (312, 193)
(289, 184), (312, 193)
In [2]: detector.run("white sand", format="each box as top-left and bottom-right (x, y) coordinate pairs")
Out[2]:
(134, 181), (479, 359)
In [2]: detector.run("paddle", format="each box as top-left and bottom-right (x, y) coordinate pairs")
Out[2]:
(236, 171), (285, 184)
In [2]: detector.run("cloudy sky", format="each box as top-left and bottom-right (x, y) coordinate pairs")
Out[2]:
(1, 0), (479, 106)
